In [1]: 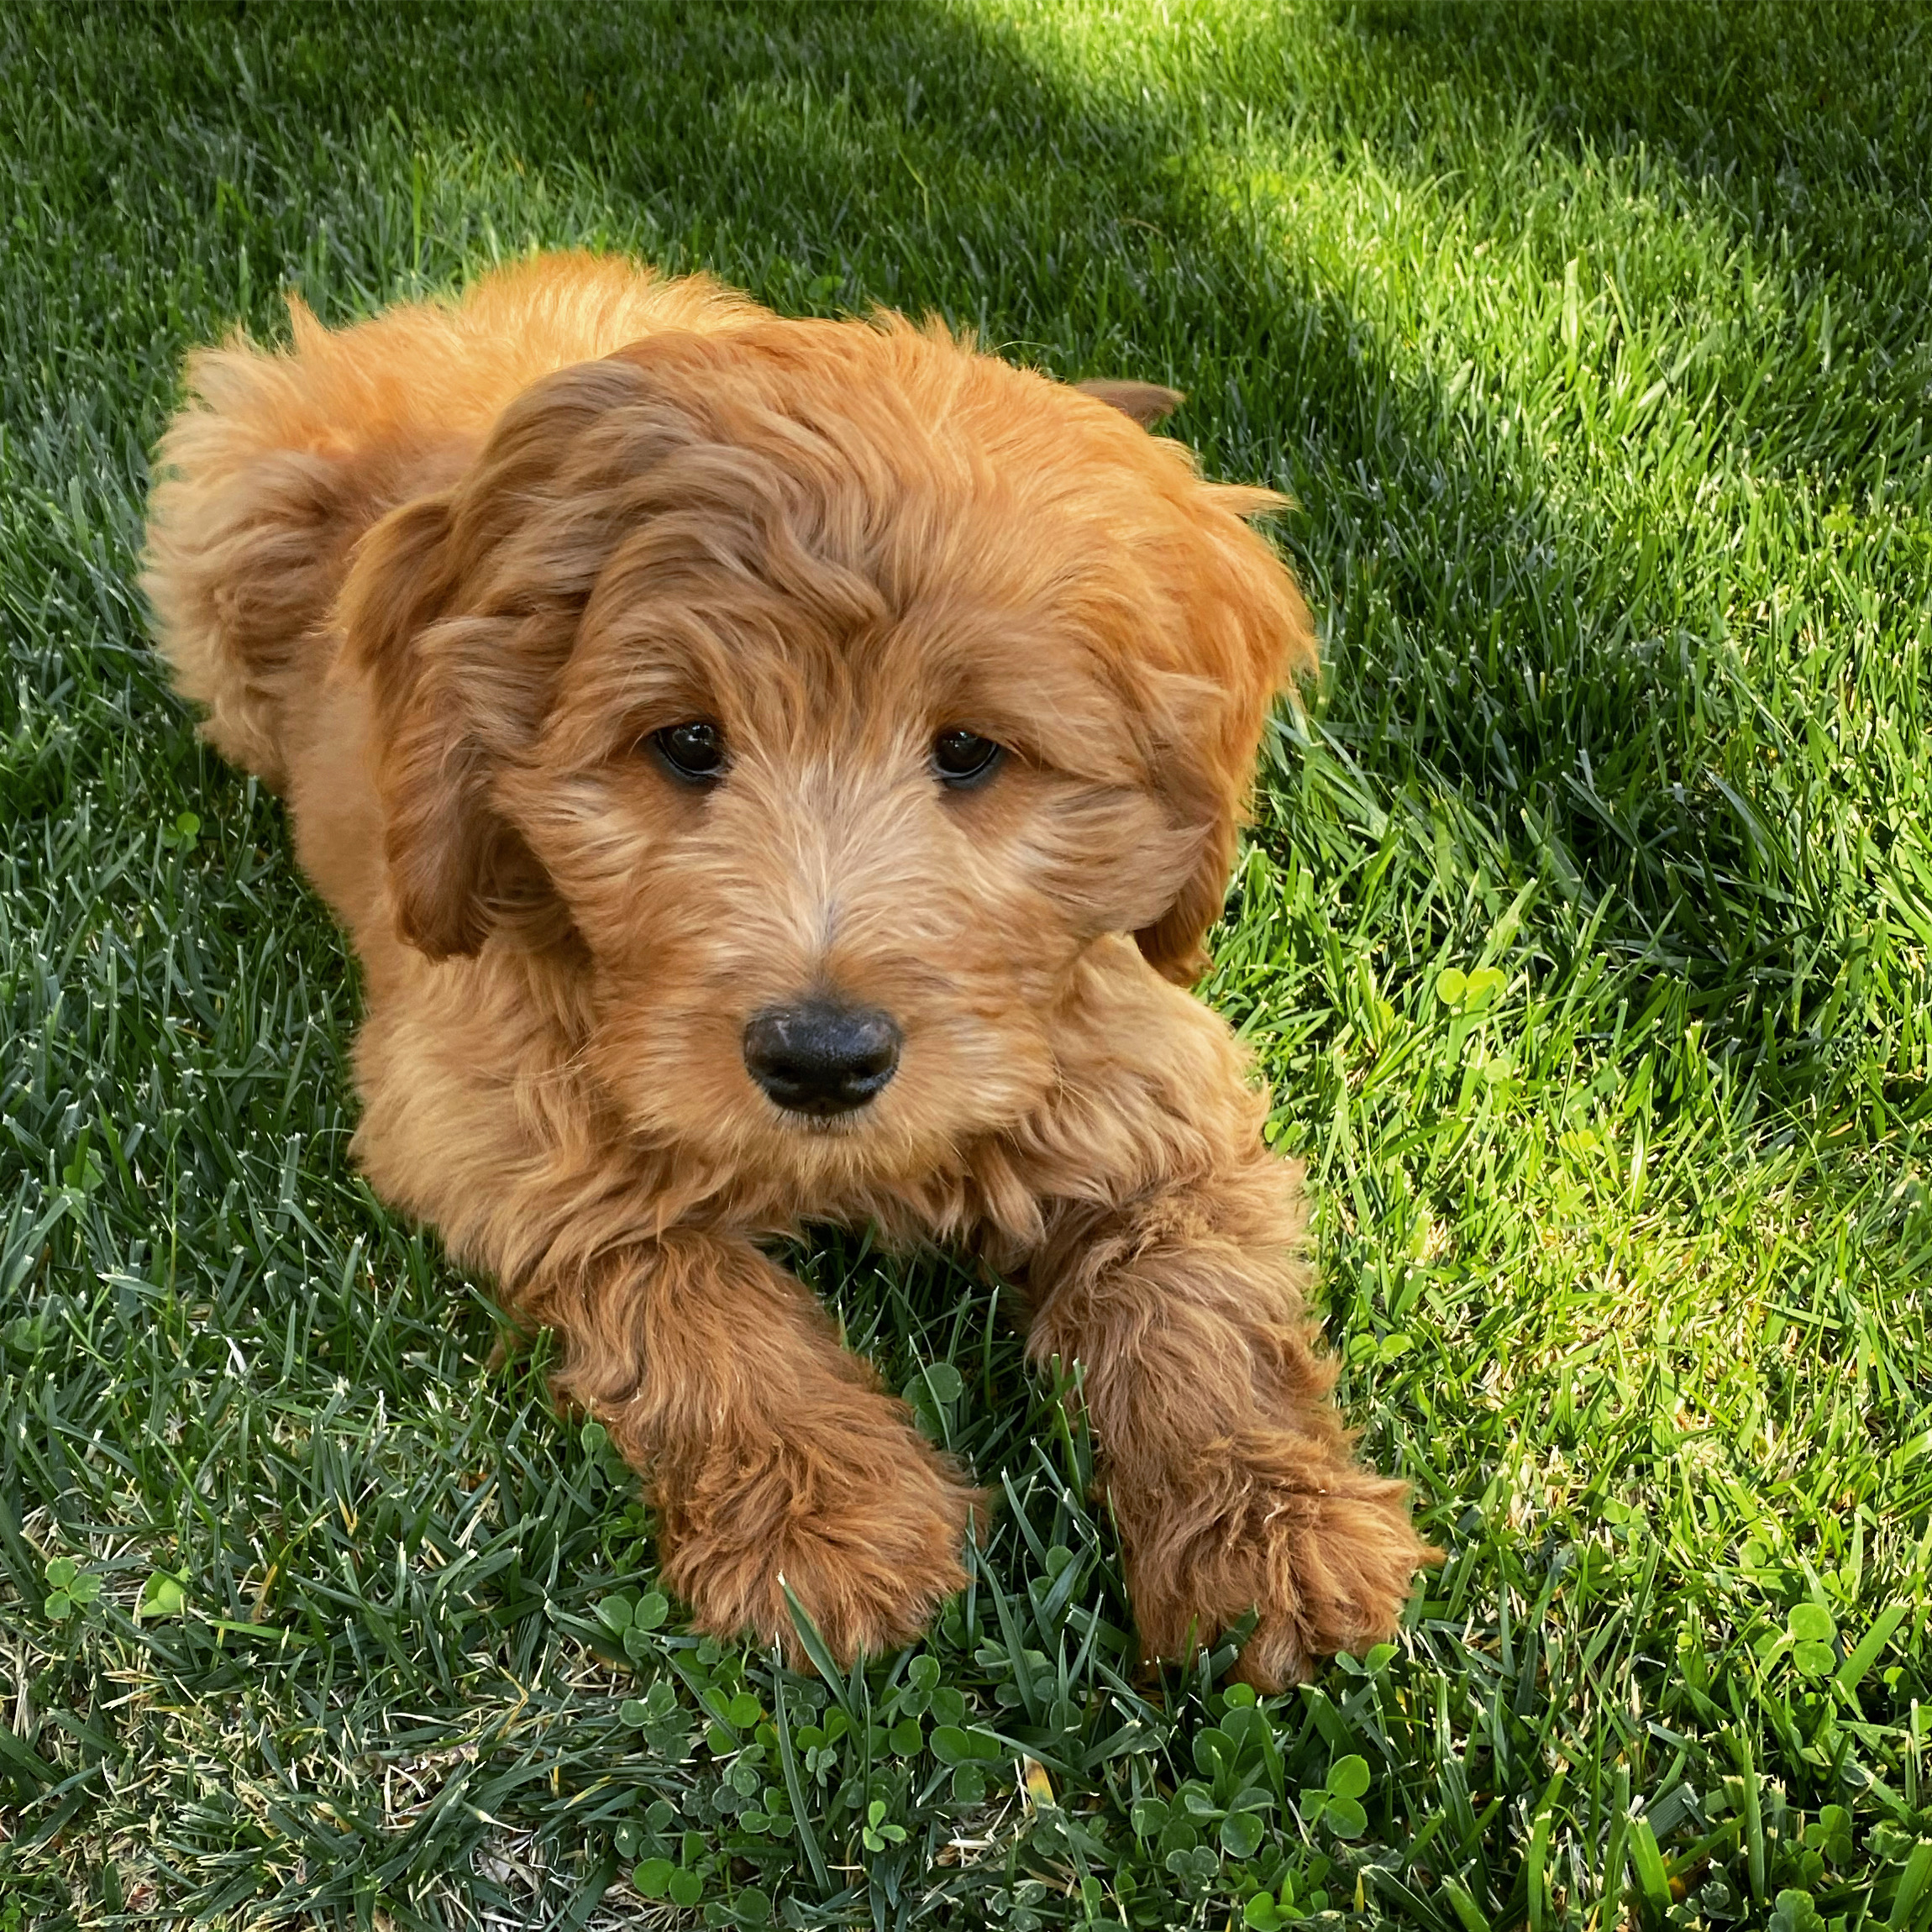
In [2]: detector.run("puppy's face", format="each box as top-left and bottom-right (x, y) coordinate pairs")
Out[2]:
(344, 320), (1311, 1191)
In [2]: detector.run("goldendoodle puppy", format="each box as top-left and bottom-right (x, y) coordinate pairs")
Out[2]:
(143, 253), (1429, 1688)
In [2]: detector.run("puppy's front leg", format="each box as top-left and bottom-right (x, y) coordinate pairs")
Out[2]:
(537, 1231), (976, 1662)
(1022, 1089), (1431, 1689)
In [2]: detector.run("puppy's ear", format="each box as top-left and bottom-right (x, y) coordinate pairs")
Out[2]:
(1075, 379), (1184, 428)
(339, 491), (506, 959)
(1134, 489), (1316, 984)
(339, 357), (657, 959)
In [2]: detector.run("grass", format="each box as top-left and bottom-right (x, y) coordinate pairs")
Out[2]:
(3, 0), (1931, 1924)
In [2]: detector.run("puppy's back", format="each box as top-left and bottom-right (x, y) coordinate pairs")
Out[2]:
(143, 254), (758, 786)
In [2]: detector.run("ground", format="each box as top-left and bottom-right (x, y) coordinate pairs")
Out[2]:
(3, 1), (1930, 1927)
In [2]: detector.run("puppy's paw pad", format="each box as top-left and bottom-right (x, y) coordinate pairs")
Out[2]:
(1231, 1479), (1433, 1691)
(1236, 1483), (1437, 1684)
(669, 1466), (978, 1665)
(1127, 1461), (1431, 1693)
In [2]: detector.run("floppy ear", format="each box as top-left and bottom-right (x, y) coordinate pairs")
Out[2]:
(339, 489), (517, 959)
(1132, 491), (1316, 984)
(1074, 378), (1184, 428)
(339, 368), (638, 958)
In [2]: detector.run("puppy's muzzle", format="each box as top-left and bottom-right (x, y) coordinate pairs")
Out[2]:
(743, 1000), (902, 1116)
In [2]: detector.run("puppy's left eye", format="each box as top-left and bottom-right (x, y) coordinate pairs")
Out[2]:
(651, 719), (727, 784)
(932, 728), (1004, 787)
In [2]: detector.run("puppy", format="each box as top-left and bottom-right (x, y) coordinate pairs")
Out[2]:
(142, 253), (1429, 1689)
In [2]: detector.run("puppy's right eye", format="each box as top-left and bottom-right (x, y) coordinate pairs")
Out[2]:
(932, 728), (1004, 787)
(650, 720), (727, 784)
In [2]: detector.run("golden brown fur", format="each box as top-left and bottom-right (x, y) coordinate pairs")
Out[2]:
(143, 252), (1430, 1688)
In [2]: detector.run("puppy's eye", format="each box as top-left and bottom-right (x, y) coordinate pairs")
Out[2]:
(651, 720), (727, 784)
(932, 727), (1004, 787)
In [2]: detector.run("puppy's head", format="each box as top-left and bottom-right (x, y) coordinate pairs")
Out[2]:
(341, 316), (1313, 1184)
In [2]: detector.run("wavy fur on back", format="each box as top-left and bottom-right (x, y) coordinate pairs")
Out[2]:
(144, 253), (1427, 1687)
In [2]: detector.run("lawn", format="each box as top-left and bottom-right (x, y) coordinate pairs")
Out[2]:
(3, 0), (1931, 1926)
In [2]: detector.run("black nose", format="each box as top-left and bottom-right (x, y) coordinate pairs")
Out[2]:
(743, 1001), (902, 1116)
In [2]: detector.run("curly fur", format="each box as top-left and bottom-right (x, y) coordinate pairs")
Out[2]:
(143, 252), (1431, 1687)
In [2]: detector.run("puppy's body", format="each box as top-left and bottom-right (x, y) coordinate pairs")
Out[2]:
(144, 254), (1427, 1688)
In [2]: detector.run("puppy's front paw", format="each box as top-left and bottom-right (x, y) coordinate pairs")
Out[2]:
(658, 1410), (978, 1664)
(1122, 1434), (1433, 1693)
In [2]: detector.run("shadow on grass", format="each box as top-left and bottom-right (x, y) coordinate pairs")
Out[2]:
(1337, 0), (1932, 475)
(1341, 0), (1932, 271)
